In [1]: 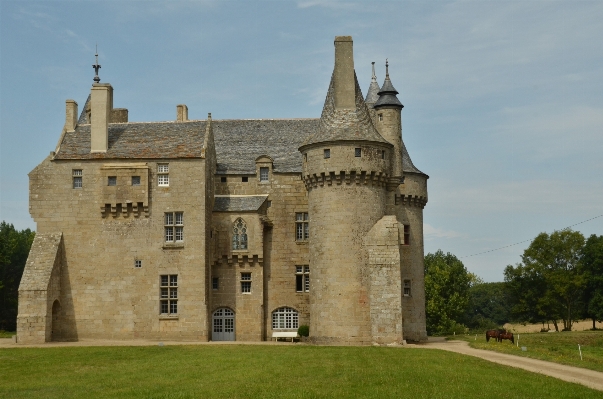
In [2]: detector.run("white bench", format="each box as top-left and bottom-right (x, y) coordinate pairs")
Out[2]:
(271, 331), (298, 342)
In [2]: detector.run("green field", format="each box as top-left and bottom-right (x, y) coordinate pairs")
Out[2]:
(452, 330), (603, 372)
(0, 331), (14, 338)
(0, 345), (600, 398)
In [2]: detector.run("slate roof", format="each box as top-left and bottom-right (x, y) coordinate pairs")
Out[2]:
(213, 195), (268, 212)
(213, 119), (319, 174)
(301, 72), (391, 148)
(54, 121), (207, 160)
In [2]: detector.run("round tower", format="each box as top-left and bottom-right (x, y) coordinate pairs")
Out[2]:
(299, 36), (393, 345)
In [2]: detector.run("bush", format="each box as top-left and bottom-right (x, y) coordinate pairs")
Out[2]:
(298, 325), (309, 337)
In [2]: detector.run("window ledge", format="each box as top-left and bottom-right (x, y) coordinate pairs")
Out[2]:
(295, 241), (308, 245)
(163, 243), (184, 249)
(159, 315), (179, 320)
(232, 250), (249, 254)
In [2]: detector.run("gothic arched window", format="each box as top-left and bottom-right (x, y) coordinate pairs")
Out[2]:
(232, 218), (248, 250)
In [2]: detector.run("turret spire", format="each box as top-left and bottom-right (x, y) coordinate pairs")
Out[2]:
(365, 61), (381, 107)
(92, 45), (101, 84)
(374, 59), (403, 109)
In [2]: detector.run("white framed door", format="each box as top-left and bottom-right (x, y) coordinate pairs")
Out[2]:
(212, 308), (235, 341)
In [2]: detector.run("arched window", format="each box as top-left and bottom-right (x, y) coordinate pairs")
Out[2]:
(232, 218), (248, 250)
(272, 307), (299, 330)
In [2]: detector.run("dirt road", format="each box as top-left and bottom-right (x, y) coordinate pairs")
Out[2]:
(420, 339), (603, 392)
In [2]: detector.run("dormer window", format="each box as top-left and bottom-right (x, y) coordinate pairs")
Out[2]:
(260, 167), (269, 182)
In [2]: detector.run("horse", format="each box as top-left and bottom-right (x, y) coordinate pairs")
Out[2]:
(498, 331), (514, 344)
(485, 329), (501, 342)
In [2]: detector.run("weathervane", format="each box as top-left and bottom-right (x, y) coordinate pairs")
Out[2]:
(385, 58), (389, 78)
(93, 45), (101, 83)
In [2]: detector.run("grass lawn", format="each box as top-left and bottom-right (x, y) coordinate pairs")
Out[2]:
(0, 331), (14, 338)
(451, 330), (603, 372)
(0, 345), (601, 398)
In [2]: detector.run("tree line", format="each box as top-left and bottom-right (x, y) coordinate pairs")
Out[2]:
(425, 229), (603, 335)
(0, 222), (35, 332)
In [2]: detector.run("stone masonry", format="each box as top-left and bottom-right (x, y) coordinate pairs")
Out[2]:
(18, 36), (428, 344)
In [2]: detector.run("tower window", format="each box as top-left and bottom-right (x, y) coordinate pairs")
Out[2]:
(72, 169), (82, 189)
(221, 176), (227, 183)
(324, 149), (330, 159)
(378, 113), (383, 121)
(134, 259), (142, 268)
(403, 225), (410, 245)
(404, 280), (411, 297)
(132, 176), (141, 186)
(241, 273), (252, 293)
(382, 150), (385, 159)
(355, 148), (361, 157)
(212, 277), (219, 290)
(242, 176), (248, 182)
(108, 176), (117, 186)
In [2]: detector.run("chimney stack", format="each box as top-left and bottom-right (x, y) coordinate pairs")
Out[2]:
(90, 83), (113, 153)
(176, 104), (188, 122)
(64, 100), (78, 132)
(333, 36), (355, 110)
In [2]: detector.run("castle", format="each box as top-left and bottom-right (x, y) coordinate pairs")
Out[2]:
(17, 36), (429, 345)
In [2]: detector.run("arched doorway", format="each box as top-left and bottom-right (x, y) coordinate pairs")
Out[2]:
(212, 308), (235, 341)
(51, 300), (61, 341)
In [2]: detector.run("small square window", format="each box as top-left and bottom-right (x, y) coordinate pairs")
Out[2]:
(132, 176), (141, 186)
(108, 176), (117, 186)
(260, 167), (269, 182)
(242, 176), (248, 182)
(355, 148), (361, 157)
(324, 149), (330, 159)
(212, 277), (219, 290)
(134, 260), (142, 268)
(221, 176), (227, 183)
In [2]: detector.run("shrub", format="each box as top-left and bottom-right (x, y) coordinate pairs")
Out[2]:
(298, 325), (309, 337)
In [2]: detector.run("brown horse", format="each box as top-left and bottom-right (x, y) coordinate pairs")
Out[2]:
(499, 331), (514, 344)
(485, 329), (502, 342)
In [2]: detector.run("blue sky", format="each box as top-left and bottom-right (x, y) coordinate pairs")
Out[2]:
(1, 1), (602, 282)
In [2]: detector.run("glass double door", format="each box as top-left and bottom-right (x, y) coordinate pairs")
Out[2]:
(212, 308), (235, 341)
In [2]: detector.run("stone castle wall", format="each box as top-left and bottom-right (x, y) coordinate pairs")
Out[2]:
(28, 156), (211, 341)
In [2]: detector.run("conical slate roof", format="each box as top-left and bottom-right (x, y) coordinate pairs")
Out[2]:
(374, 63), (403, 109)
(364, 63), (381, 106)
(301, 71), (390, 148)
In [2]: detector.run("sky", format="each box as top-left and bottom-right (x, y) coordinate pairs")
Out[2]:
(1, 1), (602, 282)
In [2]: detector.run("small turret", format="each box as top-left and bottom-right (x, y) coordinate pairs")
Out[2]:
(373, 60), (404, 179)
(364, 62), (381, 108)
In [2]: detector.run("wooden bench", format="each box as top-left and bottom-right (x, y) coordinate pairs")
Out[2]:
(271, 331), (298, 342)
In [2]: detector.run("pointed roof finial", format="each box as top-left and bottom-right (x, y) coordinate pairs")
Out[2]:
(93, 45), (101, 84)
(385, 58), (389, 78)
(371, 61), (377, 82)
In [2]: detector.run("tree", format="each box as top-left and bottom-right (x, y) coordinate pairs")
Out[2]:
(463, 282), (510, 329)
(0, 222), (35, 331)
(581, 234), (603, 329)
(506, 229), (585, 331)
(424, 250), (473, 335)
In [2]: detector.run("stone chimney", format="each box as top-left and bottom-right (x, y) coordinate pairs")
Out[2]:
(64, 100), (78, 132)
(176, 104), (188, 122)
(90, 83), (113, 153)
(333, 36), (355, 110)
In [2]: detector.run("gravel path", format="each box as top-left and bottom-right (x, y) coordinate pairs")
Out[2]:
(419, 339), (603, 392)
